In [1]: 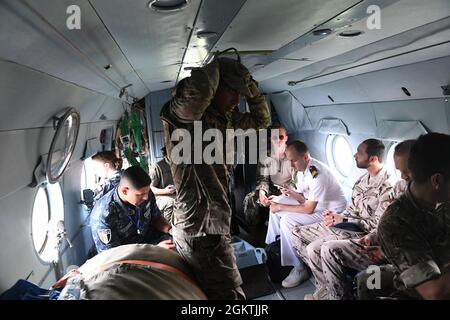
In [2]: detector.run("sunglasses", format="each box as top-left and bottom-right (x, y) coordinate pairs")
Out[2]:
(271, 135), (285, 140)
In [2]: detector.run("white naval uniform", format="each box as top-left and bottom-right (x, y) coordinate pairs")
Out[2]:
(265, 158), (347, 269)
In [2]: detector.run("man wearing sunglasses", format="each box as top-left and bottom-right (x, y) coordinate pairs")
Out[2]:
(243, 126), (293, 246)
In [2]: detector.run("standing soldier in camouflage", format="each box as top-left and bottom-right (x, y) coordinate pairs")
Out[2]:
(309, 139), (414, 300)
(291, 139), (395, 300)
(378, 133), (450, 300)
(160, 55), (270, 299)
(149, 147), (176, 224)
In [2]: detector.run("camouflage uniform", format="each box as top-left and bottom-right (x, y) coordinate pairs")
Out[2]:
(291, 167), (394, 293)
(149, 157), (176, 223)
(59, 244), (206, 300)
(90, 188), (167, 252)
(243, 156), (294, 225)
(93, 171), (122, 201)
(378, 185), (450, 299)
(355, 264), (397, 300)
(160, 58), (270, 299)
(319, 179), (408, 299)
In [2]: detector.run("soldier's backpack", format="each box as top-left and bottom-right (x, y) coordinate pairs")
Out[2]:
(265, 236), (293, 283)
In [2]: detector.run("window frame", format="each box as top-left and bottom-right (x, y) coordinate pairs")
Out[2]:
(31, 182), (64, 264)
(31, 187), (51, 255)
(325, 134), (354, 179)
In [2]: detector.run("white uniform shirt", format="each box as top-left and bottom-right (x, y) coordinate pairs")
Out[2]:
(294, 158), (347, 213)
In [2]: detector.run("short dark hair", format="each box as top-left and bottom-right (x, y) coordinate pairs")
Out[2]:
(394, 139), (415, 157)
(286, 140), (309, 155)
(362, 139), (385, 162)
(120, 165), (151, 189)
(408, 133), (450, 184)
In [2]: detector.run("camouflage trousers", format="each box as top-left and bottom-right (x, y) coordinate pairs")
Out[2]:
(173, 233), (245, 300)
(355, 264), (396, 300)
(155, 196), (175, 224)
(320, 239), (379, 299)
(291, 221), (367, 298)
(243, 191), (262, 225)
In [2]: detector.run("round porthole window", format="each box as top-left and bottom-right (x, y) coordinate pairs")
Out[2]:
(32, 187), (50, 256)
(31, 183), (64, 263)
(326, 135), (354, 179)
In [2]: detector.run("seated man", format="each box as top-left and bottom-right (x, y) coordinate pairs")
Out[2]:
(291, 139), (395, 299)
(265, 140), (347, 288)
(149, 147), (176, 223)
(243, 126), (293, 244)
(378, 133), (450, 300)
(309, 139), (414, 300)
(90, 165), (174, 253)
(56, 244), (206, 300)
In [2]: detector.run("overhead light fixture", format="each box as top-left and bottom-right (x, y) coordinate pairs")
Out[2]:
(313, 28), (333, 36)
(196, 31), (218, 39)
(148, 0), (190, 12)
(338, 30), (363, 37)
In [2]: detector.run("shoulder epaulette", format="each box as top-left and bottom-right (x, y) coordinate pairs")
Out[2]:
(309, 165), (319, 178)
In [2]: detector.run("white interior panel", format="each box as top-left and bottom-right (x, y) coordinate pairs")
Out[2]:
(0, 185), (57, 291)
(288, 55), (450, 106)
(0, 60), (125, 130)
(305, 103), (377, 135)
(90, 0), (201, 91)
(257, 0), (450, 88)
(22, 0), (150, 98)
(0, 0), (119, 97)
(261, 29), (450, 92)
(216, 0), (360, 51)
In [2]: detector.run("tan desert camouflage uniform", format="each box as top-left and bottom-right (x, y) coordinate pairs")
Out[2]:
(291, 167), (394, 294)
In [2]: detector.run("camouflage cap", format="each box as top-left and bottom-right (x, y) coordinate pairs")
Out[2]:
(218, 57), (253, 98)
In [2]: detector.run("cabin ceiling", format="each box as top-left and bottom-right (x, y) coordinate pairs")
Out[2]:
(0, 0), (449, 101)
